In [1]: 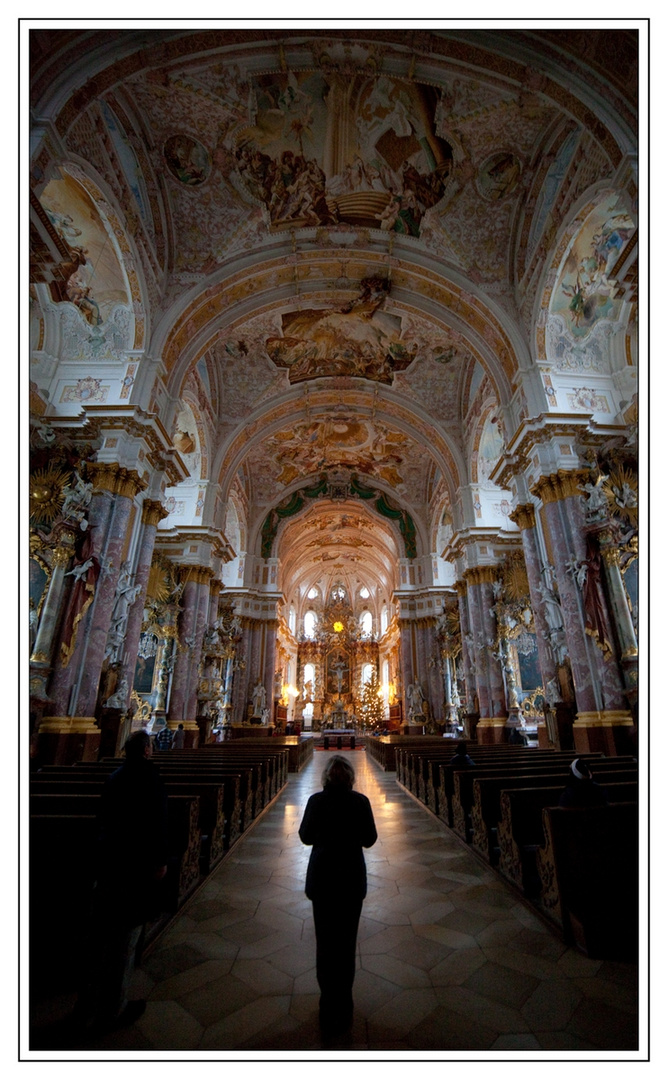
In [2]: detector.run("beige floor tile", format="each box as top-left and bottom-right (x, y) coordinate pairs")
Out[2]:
(38, 748), (637, 1054)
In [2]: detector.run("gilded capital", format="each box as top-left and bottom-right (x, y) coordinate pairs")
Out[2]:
(531, 469), (590, 505)
(509, 503), (536, 531)
(52, 544), (73, 567)
(142, 499), (170, 527)
(87, 462), (148, 499)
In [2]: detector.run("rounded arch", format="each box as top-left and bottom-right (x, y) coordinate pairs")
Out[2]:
(35, 156), (151, 351)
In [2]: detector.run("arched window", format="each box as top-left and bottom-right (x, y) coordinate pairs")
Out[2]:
(361, 663), (374, 686)
(381, 605), (388, 634)
(302, 702), (314, 729)
(304, 611), (317, 639)
(289, 606), (296, 635)
(303, 662), (316, 696)
(360, 610), (373, 637)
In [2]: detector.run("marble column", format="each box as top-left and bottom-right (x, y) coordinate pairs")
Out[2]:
(208, 579), (222, 626)
(532, 472), (633, 754)
(398, 620), (415, 727)
(29, 526), (78, 703)
(597, 527), (638, 705)
(510, 503), (560, 745)
(455, 581), (476, 718)
(262, 619), (278, 725)
(168, 566), (212, 737)
(116, 499), (168, 710)
(40, 465), (147, 763)
(464, 567), (507, 744)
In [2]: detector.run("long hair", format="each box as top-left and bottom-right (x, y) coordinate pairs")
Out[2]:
(322, 754), (355, 790)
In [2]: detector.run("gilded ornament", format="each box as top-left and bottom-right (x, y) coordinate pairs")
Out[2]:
(602, 466), (638, 528)
(29, 466), (70, 524)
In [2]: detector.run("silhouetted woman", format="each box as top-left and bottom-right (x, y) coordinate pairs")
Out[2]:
(299, 755), (377, 1035)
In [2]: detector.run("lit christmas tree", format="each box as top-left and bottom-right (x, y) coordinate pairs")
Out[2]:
(359, 669), (385, 730)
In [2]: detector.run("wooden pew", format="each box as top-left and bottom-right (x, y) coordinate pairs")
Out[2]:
(435, 752), (603, 829)
(535, 803), (638, 960)
(497, 781), (638, 895)
(30, 791), (202, 910)
(470, 763), (638, 863)
(450, 757), (637, 843)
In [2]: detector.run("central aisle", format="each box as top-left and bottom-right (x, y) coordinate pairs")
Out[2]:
(103, 748), (637, 1052)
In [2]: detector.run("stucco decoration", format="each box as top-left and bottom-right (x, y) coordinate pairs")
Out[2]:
(550, 195), (635, 339)
(265, 278), (416, 384)
(243, 411), (432, 509)
(40, 172), (129, 324)
(58, 303), (132, 363)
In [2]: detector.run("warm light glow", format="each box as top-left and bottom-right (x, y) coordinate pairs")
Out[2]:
(333, 621), (344, 632)
(287, 684), (300, 697)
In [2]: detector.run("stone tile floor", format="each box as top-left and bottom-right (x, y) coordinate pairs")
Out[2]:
(30, 749), (640, 1056)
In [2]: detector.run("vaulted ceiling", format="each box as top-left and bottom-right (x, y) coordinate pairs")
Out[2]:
(29, 26), (638, 594)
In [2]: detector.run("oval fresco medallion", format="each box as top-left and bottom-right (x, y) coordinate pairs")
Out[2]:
(477, 151), (522, 202)
(163, 134), (211, 186)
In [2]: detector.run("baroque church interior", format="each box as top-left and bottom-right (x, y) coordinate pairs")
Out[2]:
(27, 23), (643, 1057)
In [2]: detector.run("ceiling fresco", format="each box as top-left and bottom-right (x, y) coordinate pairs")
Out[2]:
(278, 502), (399, 601)
(29, 27), (637, 584)
(241, 411), (433, 509)
(109, 52), (563, 283)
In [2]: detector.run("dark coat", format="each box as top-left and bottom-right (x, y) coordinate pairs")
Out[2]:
(558, 775), (608, 808)
(95, 758), (169, 925)
(299, 788), (377, 902)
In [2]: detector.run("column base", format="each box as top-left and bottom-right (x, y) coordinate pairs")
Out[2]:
(573, 710), (635, 756)
(37, 716), (101, 765)
(475, 717), (507, 745)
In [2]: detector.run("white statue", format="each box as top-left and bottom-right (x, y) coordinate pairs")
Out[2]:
(261, 707), (270, 724)
(112, 562), (141, 627)
(407, 681), (426, 718)
(105, 676), (129, 709)
(66, 557), (94, 582)
(252, 681), (267, 716)
(582, 479), (609, 520)
(615, 482), (638, 510)
(62, 471), (93, 529)
(203, 621), (221, 649)
(545, 676), (562, 706)
(565, 557), (588, 590)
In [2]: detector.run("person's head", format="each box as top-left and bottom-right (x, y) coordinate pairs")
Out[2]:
(124, 730), (152, 762)
(322, 755), (355, 791)
(455, 740), (468, 755)
(570, 758), (593, 781)
(178, 723), (184, 731)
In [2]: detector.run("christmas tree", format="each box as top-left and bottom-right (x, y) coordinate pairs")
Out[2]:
(359, 669), (385, 730)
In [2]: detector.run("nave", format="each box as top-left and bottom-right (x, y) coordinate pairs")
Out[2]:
(33, 748), (638, 1055)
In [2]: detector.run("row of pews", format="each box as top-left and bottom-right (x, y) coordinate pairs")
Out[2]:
(378, 738), (639, 961)
(29, 737), (313, 994)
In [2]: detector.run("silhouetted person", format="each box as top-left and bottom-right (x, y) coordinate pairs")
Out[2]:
(559, 758), (609, 807)
(508, 727), (527, 745)
(75, 731), (168, 1035)
(299, 755), (377, 1036)
(172, 723), (185, 749)
(450, 740), (475, 766)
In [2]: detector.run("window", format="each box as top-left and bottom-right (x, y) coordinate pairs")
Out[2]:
(303, 662), (315, 696)
(307, 586), (319, 599)
(304, 611), (317, 639)
(359, 586), (370, 599)
(361, 663), (374, 685)
(360, 610), (373, 636)
(381, 605), (388, 634)
(288, 606), (296, 634)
